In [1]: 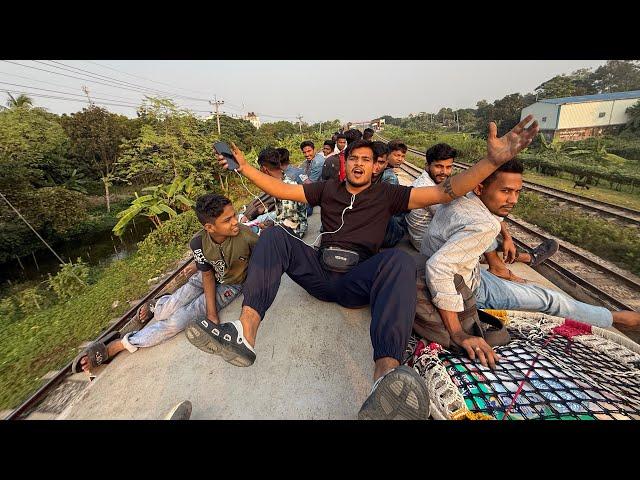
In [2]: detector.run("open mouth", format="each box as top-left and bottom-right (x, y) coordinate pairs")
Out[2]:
(352, 167), (364, 179)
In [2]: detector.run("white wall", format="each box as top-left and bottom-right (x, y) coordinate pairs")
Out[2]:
(610, 98), (639, 125)
(521, 103), (559, 130)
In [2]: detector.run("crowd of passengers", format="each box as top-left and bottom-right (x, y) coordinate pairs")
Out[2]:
(73, 118), (640, 420)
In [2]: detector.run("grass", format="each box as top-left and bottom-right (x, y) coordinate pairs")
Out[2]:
(522, 170), (640, 211)
(0, 190), (255, 410)
(513, 192), (640, 276)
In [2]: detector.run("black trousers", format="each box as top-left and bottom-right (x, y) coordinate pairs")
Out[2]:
(242, 226), (417, 362)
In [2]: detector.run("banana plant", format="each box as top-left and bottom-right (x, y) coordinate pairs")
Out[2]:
(112, 175), (197, 236)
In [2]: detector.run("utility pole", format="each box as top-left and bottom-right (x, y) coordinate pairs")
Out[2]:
(297, 114), (303, 134)
(210, 95), (224, 135)
(81, 85), (93, 106)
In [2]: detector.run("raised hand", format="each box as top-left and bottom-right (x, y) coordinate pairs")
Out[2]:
(487, 114), (539, 166)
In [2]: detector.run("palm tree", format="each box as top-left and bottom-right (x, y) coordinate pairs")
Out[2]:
(5, 92), (33, 109)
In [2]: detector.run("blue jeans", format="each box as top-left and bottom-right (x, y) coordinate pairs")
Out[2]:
(127, 272), (243, 349)
(382, 213), (407, 248)
(475, 269), (613, 328)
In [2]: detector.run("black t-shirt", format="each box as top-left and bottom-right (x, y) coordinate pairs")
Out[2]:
(303, 179), (412, 260)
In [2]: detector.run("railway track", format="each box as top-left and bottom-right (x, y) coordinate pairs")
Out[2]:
(395, 159), (640, 314)
(375, 133), (640, 227)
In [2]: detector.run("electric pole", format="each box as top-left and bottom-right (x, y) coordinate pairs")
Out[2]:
(297, 114), (303, 134)
(82, 85), (93, 106)
(210, 95), (224, 135)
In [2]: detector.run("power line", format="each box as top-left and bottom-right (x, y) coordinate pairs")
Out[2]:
(43, 60), (211, 103)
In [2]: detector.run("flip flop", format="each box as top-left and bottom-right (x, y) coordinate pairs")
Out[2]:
(71, 331), (120, 374)
(119, 300), (157, 336)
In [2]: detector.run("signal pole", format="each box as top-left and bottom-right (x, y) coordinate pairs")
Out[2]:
(210, 95), (225, 135)
(297, 114), (303, 134)
(82, 85), (93, 106)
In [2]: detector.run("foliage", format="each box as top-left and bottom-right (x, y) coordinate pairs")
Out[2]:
(513, 192), (640, 276)
(46, 258), (90, 300)
(113, 176), (199, 235)
(5, 93), (33, 109)
(625, 100), (640, 133)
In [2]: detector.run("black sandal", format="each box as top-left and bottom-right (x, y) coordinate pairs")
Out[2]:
(71, 331), (120, 374)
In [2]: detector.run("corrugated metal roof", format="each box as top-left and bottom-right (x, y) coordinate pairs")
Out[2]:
(540, 90), (640, 105)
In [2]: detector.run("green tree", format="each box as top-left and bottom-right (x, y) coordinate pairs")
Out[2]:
(591, 60), (640, 93)
(5, 93), (33, 109)
(60, 105), (138, 212)
(625, 100), (640, 133)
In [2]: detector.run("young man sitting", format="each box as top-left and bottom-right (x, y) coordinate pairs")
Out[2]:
(242, 148), (309, 239)
(185, 116), (539, 420)
(300, 140), (325, 183)
(72, 194), (258, 375)
(407, 143), (557, 280)
(421, 158), (640, 368)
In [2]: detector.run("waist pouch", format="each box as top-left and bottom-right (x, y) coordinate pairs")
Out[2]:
(321, 247), (360, 273)
(413, 257), (510, 349)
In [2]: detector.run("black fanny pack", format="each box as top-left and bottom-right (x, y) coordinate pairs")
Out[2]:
(320, 247), (360, 273)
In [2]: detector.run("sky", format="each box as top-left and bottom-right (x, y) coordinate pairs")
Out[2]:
(0, 60), (609, 124)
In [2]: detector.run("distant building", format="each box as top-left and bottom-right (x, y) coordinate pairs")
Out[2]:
(521, 90), (640, 142)
(243, 112), (261, 129)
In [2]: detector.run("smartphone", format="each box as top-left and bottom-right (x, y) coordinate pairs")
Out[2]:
(213, 141), (239, 171)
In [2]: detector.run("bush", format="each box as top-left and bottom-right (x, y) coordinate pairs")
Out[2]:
(47, 258), (90, 300)
(137, 209), (201, 257)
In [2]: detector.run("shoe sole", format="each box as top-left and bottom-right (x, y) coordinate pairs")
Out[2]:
(185, 323), (254, 367)
(358, 366), (430, 420)
(165, 400), (192, 420)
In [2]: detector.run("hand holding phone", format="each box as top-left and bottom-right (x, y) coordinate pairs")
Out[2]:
(214, 141), (240, 171)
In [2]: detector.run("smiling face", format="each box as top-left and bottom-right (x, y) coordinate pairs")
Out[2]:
(203, 203), (240, 238)
(322, 144), (333, 156)
(475, 172), (523, 217)
(302, 145), (315, 160)
(427, 158), (454, 184)
(345, 146), (374, 187)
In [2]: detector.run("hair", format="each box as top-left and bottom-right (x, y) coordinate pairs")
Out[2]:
(195, 193), (232, 225)
(387, 139), (407, 154)
(335, 133), (347, 141)
(344, 128), (363, 143)
(481, 158), (524, 186)
(276, 147), (290, 166)
(323, 139), (335, 149)
(300, 140), (315, 150)
(344, 139), (374, 160)
(257, 147), (282, 170)
(362, 128), (375, 140)
(426, 143), (458, 165)
(371, 140), (389, 159)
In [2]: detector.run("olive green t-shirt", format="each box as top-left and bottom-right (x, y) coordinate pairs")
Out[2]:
(189, 225), (259, 285)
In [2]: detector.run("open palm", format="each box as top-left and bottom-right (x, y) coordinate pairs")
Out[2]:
(487, 114), (539, 166)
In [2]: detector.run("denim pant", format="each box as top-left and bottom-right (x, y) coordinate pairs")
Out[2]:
(475, 269), (613, 328)
(242, 226), (417, 362)
(382, 213), (408, 248)
(128, 272), (243, 348)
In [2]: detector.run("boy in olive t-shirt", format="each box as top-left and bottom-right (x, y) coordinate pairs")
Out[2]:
(73, 193), (257, 375)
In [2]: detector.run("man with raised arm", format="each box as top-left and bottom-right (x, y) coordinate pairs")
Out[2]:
(185, 117), (539, 420)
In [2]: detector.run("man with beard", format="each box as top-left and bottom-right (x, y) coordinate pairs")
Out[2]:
(422, 158), (640, 367)
(186, 117), (539, 420)
(407, 143), (557, 279)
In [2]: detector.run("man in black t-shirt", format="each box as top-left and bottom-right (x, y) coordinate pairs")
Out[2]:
(186, 117), (539, 420)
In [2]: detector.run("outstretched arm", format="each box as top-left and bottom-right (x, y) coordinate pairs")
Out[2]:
(216, 143), (307, 203)
(407, 115), (538, 210)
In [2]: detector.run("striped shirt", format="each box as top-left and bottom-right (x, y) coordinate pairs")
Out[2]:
(420, 193), (502, 312)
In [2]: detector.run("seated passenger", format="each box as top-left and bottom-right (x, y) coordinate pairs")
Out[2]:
(422, 157), (640, 367)
(362, 127), (375, 141)
(407, 143), (558, 280)
(246, 148), (308, 239)
(185, 117), (539, 420)
(72, 194), (257, 375)
(370, 141), (405, 248)
(321, 129), (362, 181)
(320, 140), (335, 159)
(300, 140), (325, 183)
(277, 148), (306, 185)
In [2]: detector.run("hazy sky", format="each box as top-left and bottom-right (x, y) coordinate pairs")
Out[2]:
(0, 60), (608, 123)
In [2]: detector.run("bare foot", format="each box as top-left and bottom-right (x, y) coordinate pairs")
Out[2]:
(612, 311), (640, 330)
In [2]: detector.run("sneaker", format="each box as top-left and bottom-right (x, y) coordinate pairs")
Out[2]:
(358, 365), (430, 420)
(165, 400), (192, 420)
(529, 239), (559, 267)
(185, 318), (256, 367)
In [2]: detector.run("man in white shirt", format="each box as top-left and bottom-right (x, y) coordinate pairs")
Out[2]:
(421, 158), (640, 367)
